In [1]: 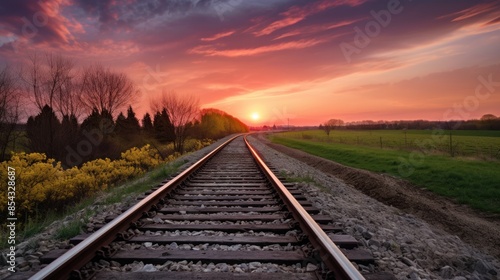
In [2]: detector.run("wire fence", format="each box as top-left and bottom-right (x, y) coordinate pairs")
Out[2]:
(292, 130), (500, 160)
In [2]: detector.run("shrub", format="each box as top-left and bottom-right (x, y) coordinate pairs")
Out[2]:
(0, 144), (170, 223)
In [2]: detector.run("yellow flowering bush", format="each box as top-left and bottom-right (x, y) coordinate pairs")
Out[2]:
(120, 144), (162, 171)
(184, 139), (214, 153)
(0, 145), (168, 221)
(0, 153), (66, 215)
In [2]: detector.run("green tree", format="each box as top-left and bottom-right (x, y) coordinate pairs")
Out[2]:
(125, 106), (140, 134)
(115, 112), (127, 135)
(26, 105), (61, 158)
(78, 108), (116, 161)
(197, 108), (248, 139)
(153, 108), (175, 143)
(142, 113), (154, 135)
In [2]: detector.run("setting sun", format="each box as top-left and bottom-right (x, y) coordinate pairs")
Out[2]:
(251, 112), (260, 121)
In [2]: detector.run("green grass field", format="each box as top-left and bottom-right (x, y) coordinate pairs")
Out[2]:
(270, 130), (500, 213)
(282, 129), (500, 160)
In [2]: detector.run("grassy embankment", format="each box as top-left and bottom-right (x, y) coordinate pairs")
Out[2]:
(0, 159), (184, 249)
(270, 130), (500, 213)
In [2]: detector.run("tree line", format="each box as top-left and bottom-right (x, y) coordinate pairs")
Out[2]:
(320, 115), (500, 135)
(0, 53), (248, 164)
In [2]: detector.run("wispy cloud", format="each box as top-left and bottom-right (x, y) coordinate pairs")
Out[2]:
(201, 30), (236, 41)
(252, 0), (368, 36)
(189, 38), (326, 57)
(484, 16), (500, 25)
(438, 2), (500, 22)
(273, 19), (360, 40)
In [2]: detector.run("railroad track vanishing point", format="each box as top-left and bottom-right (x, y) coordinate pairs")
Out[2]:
(18, 135), (394, 280)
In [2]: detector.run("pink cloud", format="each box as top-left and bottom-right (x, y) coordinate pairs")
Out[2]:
(484, 16), (500, 26)
(438, 2), (499, 22)
(274, 19), (360, 40)
(189, 39), (326, 57)
(253, 0), (368, 36)
(37, 0), (76, 43)
(201, 30), (236, 42)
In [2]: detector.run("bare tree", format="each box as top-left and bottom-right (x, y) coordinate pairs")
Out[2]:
(24, 53), (43, 111)
(45, 53), (75, 115)
(0, 66), (21, 160)
(320, 123), (331, 136)
(22, 53), (76, 115)
(151, 91), (199, 153)
(21, 53), (78, 156)
(53, 63), (83, 119)
(80, 64), (139, 117)
(321, 119), (344, 136)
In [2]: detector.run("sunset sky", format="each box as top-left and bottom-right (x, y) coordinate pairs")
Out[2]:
(1, 0), (499, 125)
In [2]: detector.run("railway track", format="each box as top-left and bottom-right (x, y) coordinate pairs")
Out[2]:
(22, 135), (393, 280)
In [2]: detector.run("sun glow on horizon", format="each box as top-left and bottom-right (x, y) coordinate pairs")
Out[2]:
(251, 112), (260, 121)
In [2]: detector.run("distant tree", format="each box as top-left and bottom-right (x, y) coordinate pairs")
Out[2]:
(198, 110), (224, 139)
(320, 123), (331, 136)
(197, 108), (248, 139)
(125, 106), (140, 133)
(58, 114), (79, 166)
(22, 53), (76, 159)
(0, 66), (21, 161)
(321, 119), (344, 136)
(153, 108), (175, 143)
(79, 64), (139, 117)
(479, 114), (499, 130)
(481, 114), (497, 121)
(115, 107), (140, 140)
(26, 105), (61, 158)
(142, 113), (154, 135)
(22, 53), (78, 117)
(60, 114), (79, 145)
(115, 112), (127, 134)
(151, 91), (199, 152)
(80, 108), (114, 133)
(78, 108), (115, 161)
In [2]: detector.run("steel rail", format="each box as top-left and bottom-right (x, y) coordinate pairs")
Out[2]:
(244, 135), (365, 280)
(29, 135), (241, 280)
